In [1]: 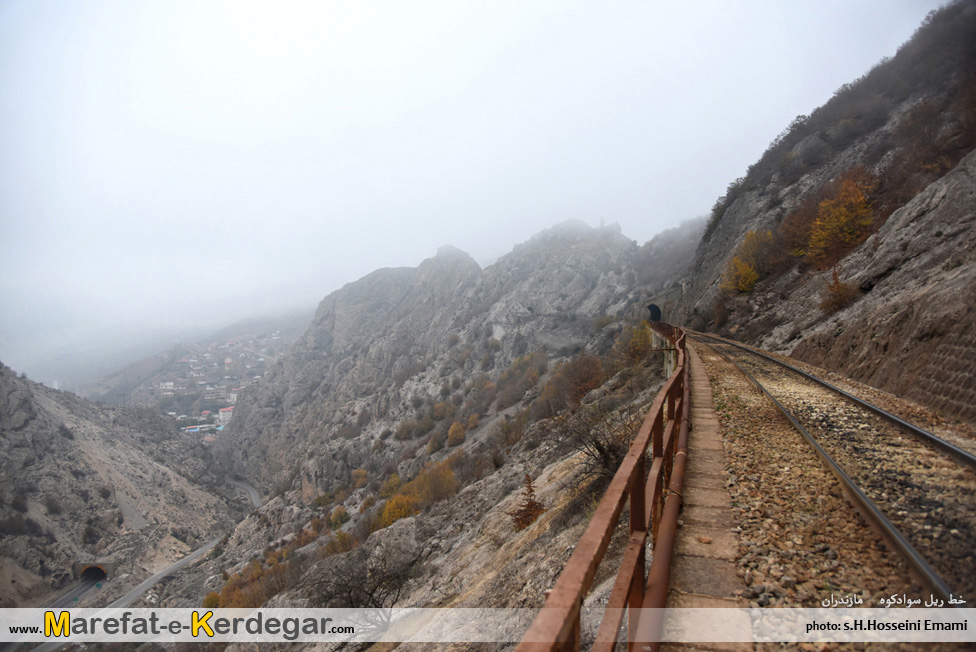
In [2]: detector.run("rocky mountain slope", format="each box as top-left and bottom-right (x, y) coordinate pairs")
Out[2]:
(152, 312), (668, 638)
(20, 7), (976, 644)
(788, 150), (976, 421)
(121, 220), (692, 621)
(217, 220), (694, 498)
(675, 0), (976, 423)
(0, 362), (237, 606)
(0, 215), (701, 619)
(161, 8), (976, 639)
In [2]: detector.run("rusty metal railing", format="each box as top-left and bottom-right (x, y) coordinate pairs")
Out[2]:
(516, 323), (690, 652)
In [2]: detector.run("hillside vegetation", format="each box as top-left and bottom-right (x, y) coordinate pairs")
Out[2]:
(149, 224), (686, 616)
(162, 5), (976, 629)
(0, 363), (235, 605)
(678, 0), (976, 423)
(704, 2), (976, 247)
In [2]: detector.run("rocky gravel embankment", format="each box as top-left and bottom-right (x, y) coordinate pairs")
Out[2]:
(712, 340), (976, 602)
(697, 344), (970, 652)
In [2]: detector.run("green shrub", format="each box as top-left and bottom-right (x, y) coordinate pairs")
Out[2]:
(0, 514), (42, 537)
(82, 524), (99, 545)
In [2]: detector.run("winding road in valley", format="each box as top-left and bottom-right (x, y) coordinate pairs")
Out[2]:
(14, 478), (264, 651)
(229, 477), (263, 509)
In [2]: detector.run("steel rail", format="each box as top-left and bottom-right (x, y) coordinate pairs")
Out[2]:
(691, 335), (958, 605)
(691, 331), (976, 470)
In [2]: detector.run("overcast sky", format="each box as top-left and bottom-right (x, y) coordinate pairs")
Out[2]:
(0, 0), (947, 379)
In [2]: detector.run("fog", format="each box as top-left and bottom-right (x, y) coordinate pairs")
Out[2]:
(0, 0), (945, 385)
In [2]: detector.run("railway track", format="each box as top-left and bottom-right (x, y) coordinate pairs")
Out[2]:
(691, 332), (976, 605)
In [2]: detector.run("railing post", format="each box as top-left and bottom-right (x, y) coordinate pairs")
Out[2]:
(666, 384), (676, 423)
(672, 378), (683, 457)
(561, 606), (581, 652)
(629, 455), (647, 648)
(652, 465), (664, 542)
(652, 413), (663, 459)
(630, 454), (647, 534)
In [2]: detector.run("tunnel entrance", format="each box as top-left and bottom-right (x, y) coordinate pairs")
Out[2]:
(80, 566), (107, 582)
(74, 559), (115, 579)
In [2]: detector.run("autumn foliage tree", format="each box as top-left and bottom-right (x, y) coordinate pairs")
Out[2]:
(720, 255), (760, 294)
(720, 230), (774, 294)
(819, 267), (862, 313)
(377, 494), (416, 529)
(555, 354), (603, 408)
(777, 194), (821, 259)
(563, 354), (603, 406)
(532, 352), (604, 419)
(374, 460), (456, 531)
(447, 421), (466, 446)
(613, 322), (653, 362)
(807, 167), (875, 268)
(737, 229), (775, 275)
(507, 474), (546, 531)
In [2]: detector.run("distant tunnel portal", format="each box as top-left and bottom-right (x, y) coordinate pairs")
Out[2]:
(75, 560), (114, 580)
(80, 566), (107, 582)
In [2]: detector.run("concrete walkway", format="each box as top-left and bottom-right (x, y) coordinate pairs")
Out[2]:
(662, 342), (750, 652)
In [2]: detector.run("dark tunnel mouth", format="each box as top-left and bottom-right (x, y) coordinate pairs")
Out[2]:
(80, 566), (107, 582)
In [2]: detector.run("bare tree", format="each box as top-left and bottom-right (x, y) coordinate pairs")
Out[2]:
(310, 541), (419, 609)
(307, 539), (422, 640)
(557, 405), (642, 482)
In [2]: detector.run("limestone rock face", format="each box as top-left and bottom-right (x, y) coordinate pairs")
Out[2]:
(216, 222), (658, 495)
(677, 123), (891, 331)
(790, 150), (976, 422)
(672, 143), (976, 423)
(168, 221), (695, 628)
(668, 7), (976, 423)
(0, 365), (35, 431)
